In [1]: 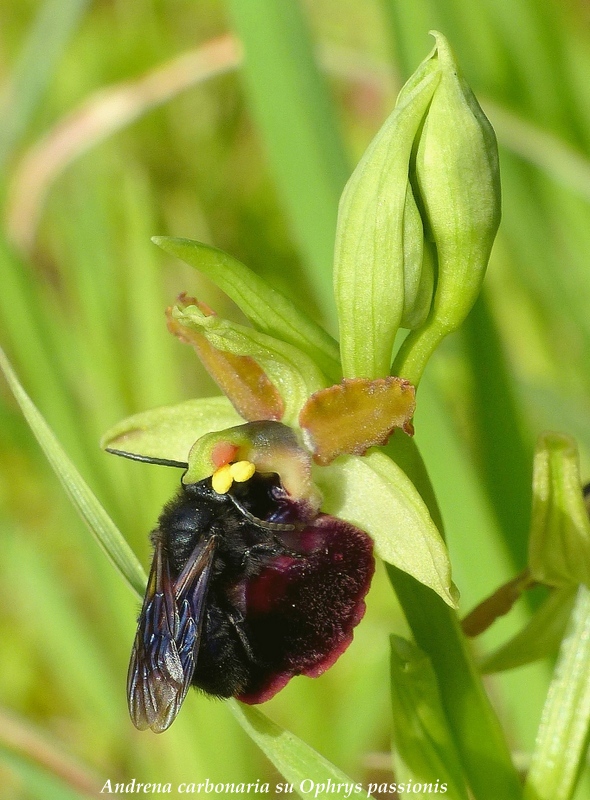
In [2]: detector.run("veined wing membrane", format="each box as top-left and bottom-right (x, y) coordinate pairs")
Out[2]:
(127, 535), (217, 733)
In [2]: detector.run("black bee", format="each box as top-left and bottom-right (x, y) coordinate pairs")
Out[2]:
(128, 471), (294, 731)
(120, 456), (374, 734)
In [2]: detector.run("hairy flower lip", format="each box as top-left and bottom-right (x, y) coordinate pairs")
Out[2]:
(236, 509), (375, 703)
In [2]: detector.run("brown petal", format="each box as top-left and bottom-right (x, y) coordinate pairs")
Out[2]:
(299, 377), (416, 465)
(167, 295), (284, 422)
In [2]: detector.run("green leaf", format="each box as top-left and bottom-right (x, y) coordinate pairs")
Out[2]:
(384, 433), (524, 800)
(225, 0), (349, 323)
(461, 292), (534, 574)
(0, 345), (146, 597)
(152, 237), (341, 382)
(389, 637), (469, 799)
(528, 432), (590, 587)
(0, 0), (91, 169)
(0, 749), (89, 800)
(480, 587), (577, 674)
(315, 450), (457, 607)
(101, 396), (242, 465)
(171, 302), (327, 425)
(334, 50), (440, 379)
(228, 701), (371, 800)
(524, 586), (590, 800)
(1, 532), (120, 729)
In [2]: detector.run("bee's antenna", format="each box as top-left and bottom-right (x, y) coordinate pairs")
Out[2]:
(227, 493), (296, 532)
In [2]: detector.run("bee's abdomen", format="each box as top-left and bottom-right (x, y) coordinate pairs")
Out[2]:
(192, 601), (252, 697)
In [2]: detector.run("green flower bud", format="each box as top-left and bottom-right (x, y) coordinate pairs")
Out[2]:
(335, 31), (499, 387)
(400, 184), (435, 330)
(528, 433), (590, 588)
(334, 49), (441, 379)
(393, 32), (501, 384)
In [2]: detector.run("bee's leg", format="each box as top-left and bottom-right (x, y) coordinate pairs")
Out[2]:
(239, 537), (303, 568)
(227, 610), (261, 664)
(240, 541), (281, 568)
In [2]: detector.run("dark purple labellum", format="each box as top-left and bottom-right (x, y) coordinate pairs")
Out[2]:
(240, 515), (374, 703)
(127, 472), (374, 732)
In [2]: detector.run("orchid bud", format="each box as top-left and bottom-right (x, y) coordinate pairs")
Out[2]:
(528, 433), (590, 588)
(334, 48), (440, 379)
(393, 32), (501, 384)
(335, 31), (500, 387)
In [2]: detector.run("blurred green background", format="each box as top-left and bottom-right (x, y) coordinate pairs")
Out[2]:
(2, 1), (590, 797)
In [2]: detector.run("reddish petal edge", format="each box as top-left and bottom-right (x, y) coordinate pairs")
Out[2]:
(236, 600), (368, 704)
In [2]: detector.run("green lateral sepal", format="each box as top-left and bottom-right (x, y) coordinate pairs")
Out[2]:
(316, 451), (457, 607)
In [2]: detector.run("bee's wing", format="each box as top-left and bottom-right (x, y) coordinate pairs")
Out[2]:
(173, 537), (216, 709)
(127, 535), (216, 733)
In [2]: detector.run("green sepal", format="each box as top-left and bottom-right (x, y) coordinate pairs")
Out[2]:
(390, 636), (469, 800)
(479, 587), (577, 674)
(170, 301), (328, 425)
(100, 396), (242, 465)
(334, 50), (440, 379)
(400, 184), (434, 330)
(316, 450), (457, 607)
(153, 236), (341, 382)
(528, 432), (590, 588)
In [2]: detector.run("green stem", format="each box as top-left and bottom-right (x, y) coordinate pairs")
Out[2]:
(391, 317), (448, 386)
(386, 434), (523, 800)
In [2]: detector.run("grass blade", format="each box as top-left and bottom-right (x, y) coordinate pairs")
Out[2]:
(0, 345), (146, 597)
(461, 292), (534, 569)
(524, 586), (590, 800)
(228, 701), (371, 800)
(226, 0), (350, 325)
(0, 750), (94, 800)
(390, 637), (469, 799)
(0, 707), (103, 799)
(0, 235), (95, 474)
(0, 0), (91, 169)
(386, 428), (524, 800)
(484, 100), (590, 203)
(6, 36), (241, 253)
